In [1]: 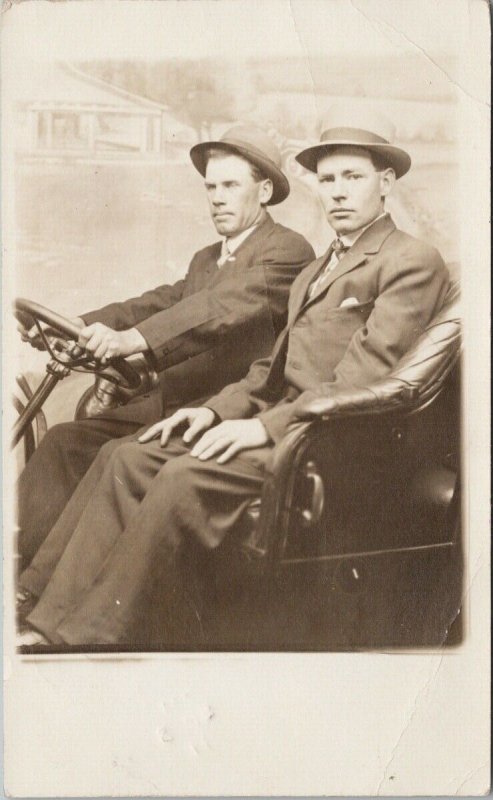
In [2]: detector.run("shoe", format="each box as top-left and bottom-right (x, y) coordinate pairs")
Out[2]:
(16, 588), (37, 628)
(16, 587), (36, 604)
(17, 627), (50, 647)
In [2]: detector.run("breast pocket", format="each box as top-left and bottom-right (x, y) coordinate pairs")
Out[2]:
(323, 300), (375, 363)
(326, 298), (375, 322)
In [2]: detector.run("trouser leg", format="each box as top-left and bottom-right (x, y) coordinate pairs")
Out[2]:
(17, 416), (144, 565)
(19, 430), (142, 598)
(25, 437), (269, 645)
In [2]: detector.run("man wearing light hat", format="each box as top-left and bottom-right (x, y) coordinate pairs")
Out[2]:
(17, 125), (314, 567)
(17, 108), (450, 647)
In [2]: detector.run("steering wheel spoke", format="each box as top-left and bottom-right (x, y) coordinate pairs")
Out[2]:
(14, 298), (142, 390)
(13, 298), (145, 451)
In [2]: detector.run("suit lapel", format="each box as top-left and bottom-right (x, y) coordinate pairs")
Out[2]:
(302, 244), (368, 308)
(200, 213), (276, 284)
(287, 251), (332, 324)
(211, 213), (276, 278)
(203, 243), (222, 276)
(294, 214), (396, 317)
(235, 212), (275, 258)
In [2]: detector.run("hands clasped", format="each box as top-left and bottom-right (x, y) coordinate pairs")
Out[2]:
(138, 407), (270, 464)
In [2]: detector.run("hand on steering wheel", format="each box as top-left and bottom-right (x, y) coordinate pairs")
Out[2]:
(77, 323), (148, 364)
(14, 298), (142, 390)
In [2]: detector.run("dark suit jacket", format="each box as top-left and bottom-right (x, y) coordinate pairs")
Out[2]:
(81, 214), (314, 417)
(206, 214), (450, 441)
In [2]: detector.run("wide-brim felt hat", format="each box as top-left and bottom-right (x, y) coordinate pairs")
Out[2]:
(296, 105), (411, 179)
(190, 124), (290, 205)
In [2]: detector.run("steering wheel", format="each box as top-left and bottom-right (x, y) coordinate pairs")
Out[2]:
(14, 297), (142, 390)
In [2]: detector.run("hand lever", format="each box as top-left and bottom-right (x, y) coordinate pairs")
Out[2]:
(301, 460), (325, 526)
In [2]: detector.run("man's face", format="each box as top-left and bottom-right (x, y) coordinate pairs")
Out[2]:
(204, 153), (272, 237)
(316, 147), (395, 236)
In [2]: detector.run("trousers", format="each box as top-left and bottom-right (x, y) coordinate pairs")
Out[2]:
(20, 432), (270, 645)
(17, 391), (167, 565)
(17, 417), (143, 565)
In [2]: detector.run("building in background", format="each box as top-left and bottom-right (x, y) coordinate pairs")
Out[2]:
(15, 62), (196, 161)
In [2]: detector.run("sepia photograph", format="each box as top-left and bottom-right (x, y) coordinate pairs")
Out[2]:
(2, 0), (490, 796)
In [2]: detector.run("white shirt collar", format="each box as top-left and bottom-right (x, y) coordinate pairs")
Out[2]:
(223, 222), (259, 257)
(338, 212), (387, 248)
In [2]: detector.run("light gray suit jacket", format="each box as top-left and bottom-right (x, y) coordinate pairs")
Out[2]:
(206, 214), (450, 441)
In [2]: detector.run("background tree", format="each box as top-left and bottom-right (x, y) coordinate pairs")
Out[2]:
(79, 59), (256, 140)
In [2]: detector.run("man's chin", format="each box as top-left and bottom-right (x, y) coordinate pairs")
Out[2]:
(213, 218), (237, 236)
(328, 217), (357, 235)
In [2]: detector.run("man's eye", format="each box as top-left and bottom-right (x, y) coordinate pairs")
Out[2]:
(347, 174), (362, 180)
(318, 176), (333, 183)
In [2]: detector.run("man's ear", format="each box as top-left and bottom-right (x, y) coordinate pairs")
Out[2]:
(380, 168), (396, 198)
(259, 178), (274, 205)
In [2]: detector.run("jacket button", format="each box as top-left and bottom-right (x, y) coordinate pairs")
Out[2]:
(289, 359), (301, 369)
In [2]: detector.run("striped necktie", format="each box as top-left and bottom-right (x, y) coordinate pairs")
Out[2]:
(333, 238), (349, 259)
(308, 238), (349, 298)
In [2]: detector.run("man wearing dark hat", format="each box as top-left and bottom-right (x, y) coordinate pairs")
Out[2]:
(17, 108), (450, 647)
(17, 125), (314, 566)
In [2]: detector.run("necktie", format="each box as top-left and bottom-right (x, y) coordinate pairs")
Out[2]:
(308, 238), (349, 298)
(333, 238), (349, 259)
(217, 239), (231, 268)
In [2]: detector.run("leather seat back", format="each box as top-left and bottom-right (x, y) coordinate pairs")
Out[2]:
(390, 279), (461, 406)
(298, 278), (461, 419)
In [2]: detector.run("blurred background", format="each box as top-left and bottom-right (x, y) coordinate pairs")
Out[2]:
(9, 41), (459, 424)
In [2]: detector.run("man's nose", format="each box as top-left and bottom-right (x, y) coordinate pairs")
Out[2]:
(212, 188), (227, 205)
(331, 178), (347, 199)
